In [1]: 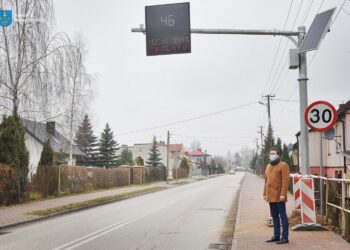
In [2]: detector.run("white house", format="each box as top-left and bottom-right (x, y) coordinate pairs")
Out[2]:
(185, 149), (212, 176)
(118, 142), (185, 168)
(21, 119), (85, 175)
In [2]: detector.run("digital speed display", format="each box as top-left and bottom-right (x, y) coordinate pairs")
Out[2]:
(145, 3), (191, 56)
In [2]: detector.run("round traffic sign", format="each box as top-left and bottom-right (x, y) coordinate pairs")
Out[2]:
(304, 101), (337, 132)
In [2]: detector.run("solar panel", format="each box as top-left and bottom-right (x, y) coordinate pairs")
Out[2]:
(298, 8), (336, 53)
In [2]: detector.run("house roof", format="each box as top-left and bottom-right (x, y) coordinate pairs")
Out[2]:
(337, 100), (350, 119)
(21, 119), (85, 156)
(187, 150), (210, 157)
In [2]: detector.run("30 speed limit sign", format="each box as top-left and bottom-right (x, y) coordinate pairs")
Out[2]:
(305, 101), (337, 132)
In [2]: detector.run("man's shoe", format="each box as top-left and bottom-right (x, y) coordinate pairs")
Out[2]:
(266, 237), (280, 243)
(276, 238), (289, 244)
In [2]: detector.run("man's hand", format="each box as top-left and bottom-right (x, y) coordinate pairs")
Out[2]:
(279, 196), (285, 202)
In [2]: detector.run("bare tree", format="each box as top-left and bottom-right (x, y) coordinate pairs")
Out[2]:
(0, 1), (94, 165)
(0, 0), (92, 123)
(189, 140), (201, 151)
(0, 0), (59, 117)
(58, 34), (93, 165)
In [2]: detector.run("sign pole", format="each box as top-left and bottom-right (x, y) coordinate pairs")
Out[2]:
(298, 26), (310, 175)
(320, 131), (324, 223)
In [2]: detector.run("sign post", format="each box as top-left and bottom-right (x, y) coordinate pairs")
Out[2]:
(304, 100), (337, 225)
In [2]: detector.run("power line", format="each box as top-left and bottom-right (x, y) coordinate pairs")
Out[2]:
(276, 0), (326, 93)
(301, 0), (314, 25)
(309, 0), (345, 67)
(266, 0), (304, 94)
(172, 133), (255, 147)
(331, 0), (348, 27)
(262, 0), (294, 95)
(116, 101), (257, 136)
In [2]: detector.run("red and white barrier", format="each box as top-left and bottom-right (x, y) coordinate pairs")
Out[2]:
(293, 175), (301, 209)
(300, 178), (317, 224)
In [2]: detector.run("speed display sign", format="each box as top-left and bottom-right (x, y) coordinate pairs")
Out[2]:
(304, 101), (337, 132)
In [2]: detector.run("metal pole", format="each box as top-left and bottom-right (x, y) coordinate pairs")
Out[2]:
(167, 131), (172, 182)
(132, 27), (300, 37)
(297, 26), (309, 175)
(320, 132), (324, 222)
(260, 126), (265, 174)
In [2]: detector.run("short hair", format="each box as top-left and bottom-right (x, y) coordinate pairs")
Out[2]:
(270, 148), (280, 156)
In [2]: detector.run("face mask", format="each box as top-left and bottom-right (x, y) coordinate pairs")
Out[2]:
(269, 154), (278, 162)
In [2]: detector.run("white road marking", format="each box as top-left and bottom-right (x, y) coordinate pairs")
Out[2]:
(53, 188), (206, 250)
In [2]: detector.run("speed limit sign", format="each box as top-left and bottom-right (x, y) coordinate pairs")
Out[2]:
(305, 101), (337, 132)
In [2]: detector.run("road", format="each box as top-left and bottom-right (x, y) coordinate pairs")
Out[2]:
(0, 173), (244, 250)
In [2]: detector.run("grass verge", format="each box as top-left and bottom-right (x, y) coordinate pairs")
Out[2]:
(28, 186), (165, 217)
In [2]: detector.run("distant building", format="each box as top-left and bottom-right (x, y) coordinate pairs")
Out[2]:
(185, 149), (212, 176)
(118, 142), (185, 167)
(21, 119), (85, 175)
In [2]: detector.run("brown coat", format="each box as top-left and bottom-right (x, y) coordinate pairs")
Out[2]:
(263, 161), (290, 202)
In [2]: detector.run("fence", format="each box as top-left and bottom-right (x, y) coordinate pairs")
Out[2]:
(294, 174), (350, 241)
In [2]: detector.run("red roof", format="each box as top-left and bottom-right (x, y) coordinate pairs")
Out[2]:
(187, 150), (209, 156)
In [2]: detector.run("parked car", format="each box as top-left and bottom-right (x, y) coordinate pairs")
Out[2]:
(229, 169), (236, 175)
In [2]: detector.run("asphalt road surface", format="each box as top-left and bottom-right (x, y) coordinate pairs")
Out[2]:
(0, 173), (244, 250)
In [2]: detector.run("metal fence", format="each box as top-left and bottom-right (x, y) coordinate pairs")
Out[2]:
(309, 175), (350, 239)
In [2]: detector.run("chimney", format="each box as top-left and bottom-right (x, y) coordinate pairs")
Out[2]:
(46, 121), (56, 135)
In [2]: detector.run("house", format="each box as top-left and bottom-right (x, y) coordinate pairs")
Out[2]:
(338, 101), (350, 172)
(295, 100), (350, 177)
(118, 142), (185, 167)
(169, 144), (185, 168)
(21, 119), (85, 175)
(185, 149), (212, 176)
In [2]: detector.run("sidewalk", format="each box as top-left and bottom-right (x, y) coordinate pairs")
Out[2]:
(232, 173), (350, 250)
(0, 178), (194, 229)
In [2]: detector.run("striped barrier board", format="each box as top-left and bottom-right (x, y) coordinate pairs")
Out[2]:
(300, 178), (317, 225)
(293, 175), (301, 209)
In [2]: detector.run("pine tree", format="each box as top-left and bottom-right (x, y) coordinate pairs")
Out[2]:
(281, 143), (292, 167)
(146, 136), (162, 167)
(180, 157), (190, 171)
(37, 140), (54, 198)
(262, 125), (276, 167)
(97, 123), (119, 168)
(38, 140), (54, 167)
(74, 114), (98, 166)
(119, 148), (133, 166)
(0, 116), (29, 202)
(135, 156), (144, 166)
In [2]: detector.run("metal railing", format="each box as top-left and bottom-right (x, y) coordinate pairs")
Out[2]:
(309, 175), (350, 237)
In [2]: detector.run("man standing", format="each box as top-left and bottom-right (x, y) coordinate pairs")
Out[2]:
(263, 148), (290, 244)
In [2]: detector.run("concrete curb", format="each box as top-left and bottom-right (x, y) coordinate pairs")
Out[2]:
(0, 187), (168, 231)
(231, 174), (246, 250)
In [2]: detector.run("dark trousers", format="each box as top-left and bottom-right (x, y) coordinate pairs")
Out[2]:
(269, 202), (289, 240)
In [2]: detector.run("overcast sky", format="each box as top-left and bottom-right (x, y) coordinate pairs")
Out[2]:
(53, 0), (350, 156)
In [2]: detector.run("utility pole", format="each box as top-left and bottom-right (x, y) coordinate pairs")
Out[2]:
(258, 126), (265, 174)
(261, 94), (275, 128)
(167, 131), (173, 182)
